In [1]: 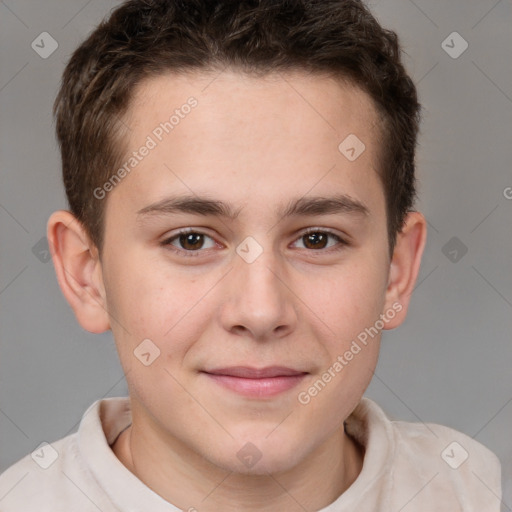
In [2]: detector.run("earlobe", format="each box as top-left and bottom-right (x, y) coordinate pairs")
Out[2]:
(47, 210), (110, 334)
(382, 211), (427, 330)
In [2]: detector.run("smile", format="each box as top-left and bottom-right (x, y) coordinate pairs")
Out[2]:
(201, 366), (308, 398)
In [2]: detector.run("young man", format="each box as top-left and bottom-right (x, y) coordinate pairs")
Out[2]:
(0, 0), (502, 510)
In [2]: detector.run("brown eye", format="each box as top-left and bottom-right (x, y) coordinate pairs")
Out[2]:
(303, 232), (328, 249)
(292, 230), (346, 252)
(162, 230), (217, 254)
(178, 232), (205, 250)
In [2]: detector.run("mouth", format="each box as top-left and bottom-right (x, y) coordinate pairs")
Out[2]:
(201, 366), (308, 398)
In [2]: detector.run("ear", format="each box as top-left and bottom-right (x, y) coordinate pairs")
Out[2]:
(382, 211), (427, 329)
(47, 210), (110, 334)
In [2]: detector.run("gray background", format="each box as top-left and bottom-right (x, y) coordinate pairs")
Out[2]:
(1, 0), (511, 508)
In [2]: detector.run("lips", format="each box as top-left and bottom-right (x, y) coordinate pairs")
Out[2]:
(204, 366), (306, 378)
(202, 366), (308, 398)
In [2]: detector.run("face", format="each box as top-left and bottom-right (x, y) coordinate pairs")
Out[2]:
(99, 70), (393, 475)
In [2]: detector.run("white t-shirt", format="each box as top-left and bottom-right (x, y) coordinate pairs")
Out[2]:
(0, 396), (502, 511)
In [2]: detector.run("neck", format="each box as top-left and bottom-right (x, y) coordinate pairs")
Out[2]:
(112, 415), (364, 511)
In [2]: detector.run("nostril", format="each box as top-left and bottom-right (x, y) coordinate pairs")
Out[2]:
(231, 325), (248, 335)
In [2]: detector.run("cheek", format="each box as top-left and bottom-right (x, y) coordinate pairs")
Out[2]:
(292, 263), (386, 431)
(298, 255), (386, 384)
(104, 251), (218, 363)
(310, 257), (388, 344)
(103, 259), (210, 410)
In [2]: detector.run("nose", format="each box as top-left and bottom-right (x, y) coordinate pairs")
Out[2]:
(219, 245), (298, 341)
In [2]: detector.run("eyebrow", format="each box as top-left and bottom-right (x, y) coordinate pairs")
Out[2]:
(136, 193), (369, 220)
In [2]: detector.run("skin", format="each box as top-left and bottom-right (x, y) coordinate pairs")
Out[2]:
(48, 70), (426, 511)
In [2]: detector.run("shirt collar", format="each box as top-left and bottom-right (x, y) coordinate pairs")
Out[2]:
(78, 396), (394, 511)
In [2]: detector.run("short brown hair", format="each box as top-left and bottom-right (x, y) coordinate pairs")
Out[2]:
(54, 0), (421, 256)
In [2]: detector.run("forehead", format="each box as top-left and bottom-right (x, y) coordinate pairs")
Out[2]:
(127, 69), (381, 142)
(111, 69), (384, 219)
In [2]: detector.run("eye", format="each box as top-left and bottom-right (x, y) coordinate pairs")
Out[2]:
(292, 229), (346, 251)
(161, 229), (217, 255)
(160, 228), (347, 257)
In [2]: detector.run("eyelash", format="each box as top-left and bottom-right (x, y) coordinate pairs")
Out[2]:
(160, 228), (348, 257)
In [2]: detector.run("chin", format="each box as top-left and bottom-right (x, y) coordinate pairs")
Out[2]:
(206, 434), (309, 477)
